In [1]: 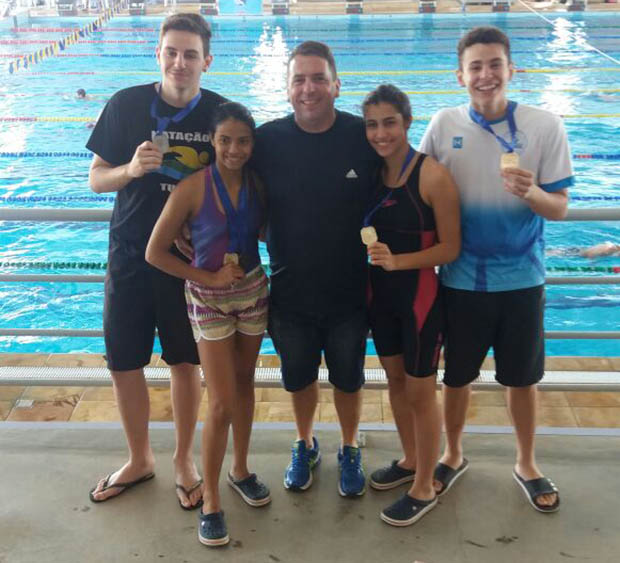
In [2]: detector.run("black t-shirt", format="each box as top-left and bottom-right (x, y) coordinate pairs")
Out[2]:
(86, 83), (227, 273)
(252, 111), (380, 319)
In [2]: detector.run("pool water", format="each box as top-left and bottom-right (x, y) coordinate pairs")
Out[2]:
(0, 12), (618, 357)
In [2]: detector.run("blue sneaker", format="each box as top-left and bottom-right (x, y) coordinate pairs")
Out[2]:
(338, 445), (366, 497)
(198, 510), (229, 547)
(284, 437), (321, 491)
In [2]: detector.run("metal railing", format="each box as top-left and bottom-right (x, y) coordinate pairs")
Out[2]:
(0, 206), (618, 340)
(0, 206), (618, 389)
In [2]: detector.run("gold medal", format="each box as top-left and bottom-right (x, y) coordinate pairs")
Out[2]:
(500, 152), (520, 170)
(360, 226), (378, 245)
(223, 253), (239, 265)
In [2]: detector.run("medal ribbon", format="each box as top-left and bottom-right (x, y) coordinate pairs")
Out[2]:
(469, 100), (518, 153)
(150, 83), (202, 135)
(212, 164), (249, 255)
(363, 145), (416, 227)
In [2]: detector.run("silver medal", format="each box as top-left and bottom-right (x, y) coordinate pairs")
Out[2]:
(151, 131), (169, 154)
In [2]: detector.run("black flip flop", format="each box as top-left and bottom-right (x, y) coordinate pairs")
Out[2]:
(176, 479), (204, 511)
(434, 458), (469, 497)
(513, 470), (560, 513)
(89, 472), (155, 503)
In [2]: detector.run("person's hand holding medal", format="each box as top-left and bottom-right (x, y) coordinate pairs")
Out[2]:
(141, 82), (201, 178)
(361, 146), (416, 271)
(500, 151), (537, 201)
(469, 101), (537, 201)
(212, 257), (244, 289)
(367, 241), (400, 271)
(126, 139), (165, 179)
(212, 165), (250, 288)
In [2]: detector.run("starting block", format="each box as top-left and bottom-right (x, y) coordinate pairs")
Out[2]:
(567, 0), (586, 10)
(492, 0), (511, 11)
(200, 0), (218, 15)
(419, 0), (436, 13)
(272, 0), (289, 14)
(346, 1), (363, 13)
(128, 2), (145, 15)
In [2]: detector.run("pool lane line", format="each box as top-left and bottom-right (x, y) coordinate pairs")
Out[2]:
(1, 261), (618, 274)
(3, 114), (619, 123)
(7, 8), (118, 74)
(11, 24), (620, 33)
(16, 67), (620, 77)
(2, 152), (620, 161)
(3, 87), (620, 98)
(6, 36), (620, 45)
(517, 0), (620, 66)
(6, 49), (620, 58)
(339, 88), (620, 95)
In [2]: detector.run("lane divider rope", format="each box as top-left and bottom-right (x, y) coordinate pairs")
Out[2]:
(1, 88), (620, 98)
(1, 152), (619, 161)
(6, 49), (619, 58)
(0, 261), (107, 270)
(2, 195), (620, 204)
(2, 114), (619, 123)
(1, 196), (114, 202)
(10, 25), (620, 33)
(7, 8), (117, 74)
(1, 261), (616, 274)
(13, 67), (620, 77)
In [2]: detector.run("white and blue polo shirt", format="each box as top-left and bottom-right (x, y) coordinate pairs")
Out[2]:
(419, 102), (574, 292)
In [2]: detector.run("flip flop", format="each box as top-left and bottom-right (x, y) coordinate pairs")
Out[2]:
(512, 470), (560, 513)
(434, 458), (469, 497)
(176, 479), (204, 511)
(89, 472), (155, 503)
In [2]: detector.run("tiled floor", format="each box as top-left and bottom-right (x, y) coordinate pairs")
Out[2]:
(1, 354), (619, 427)
(2, 384), (620, 427)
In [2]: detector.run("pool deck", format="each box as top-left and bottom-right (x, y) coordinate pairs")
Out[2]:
(1, 353), (619, 428)
(1, 426), (620, 562)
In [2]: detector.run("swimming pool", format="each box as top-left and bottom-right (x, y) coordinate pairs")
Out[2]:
(0, 12), (618, 357)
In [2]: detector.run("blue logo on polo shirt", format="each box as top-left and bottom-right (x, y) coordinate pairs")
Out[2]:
(452, 137), (463, 149)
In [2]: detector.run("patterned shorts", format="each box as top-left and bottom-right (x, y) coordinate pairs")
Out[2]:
(185, 266), (269, 342)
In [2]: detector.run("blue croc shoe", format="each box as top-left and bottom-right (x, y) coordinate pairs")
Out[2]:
(227, 473), (271, 507)
(370, 460), (415, 491)
(284, 437), (321, 491)
(338, 445), (366, 497)
(198, 510), (229, 547)
(380, 494), (437, 527)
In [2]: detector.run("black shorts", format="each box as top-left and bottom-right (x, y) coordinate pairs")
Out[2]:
(442, 285), (545, 388)
(103, 266), (199, 372)
(369, 296), (443, 377)
(268, 306), (367, 393)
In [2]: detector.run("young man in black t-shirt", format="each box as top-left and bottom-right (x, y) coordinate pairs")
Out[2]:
(86, 14), (225, 510)
(252, 42), (379, 498)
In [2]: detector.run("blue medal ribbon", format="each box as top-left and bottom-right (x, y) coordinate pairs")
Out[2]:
(149, 83), (202, 135)
(468, 100), (518, 153)
(363, 145), (416, 227)
(211, 164), (249, 256)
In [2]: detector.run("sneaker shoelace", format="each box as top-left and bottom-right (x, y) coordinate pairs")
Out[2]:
(342, 448), (361, 470)
(291, 443), (309, 468)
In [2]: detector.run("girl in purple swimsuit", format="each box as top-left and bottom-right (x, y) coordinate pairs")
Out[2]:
(147, 102), (269, 547)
